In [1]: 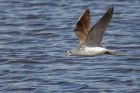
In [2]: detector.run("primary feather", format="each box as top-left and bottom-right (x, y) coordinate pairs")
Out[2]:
(86, 7), (113, 47)
(75, 8), (90, 47)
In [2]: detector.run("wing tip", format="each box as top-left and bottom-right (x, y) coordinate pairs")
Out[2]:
(108, 6), (114, 14)
(84, 8), (90, 13)
(75, 8), (90, 32)
(78, 8), (90, 21)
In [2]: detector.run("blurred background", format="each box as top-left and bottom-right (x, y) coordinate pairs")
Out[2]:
(0, 0), (140, 93)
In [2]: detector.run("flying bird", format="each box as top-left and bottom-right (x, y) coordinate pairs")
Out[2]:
(65, 7), (116, 56)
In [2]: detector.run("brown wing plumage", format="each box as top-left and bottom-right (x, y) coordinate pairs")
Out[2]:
(86, 7), (113, 47)
(75, 8), (90, 47)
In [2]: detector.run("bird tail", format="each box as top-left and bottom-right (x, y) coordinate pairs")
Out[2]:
(107, 50), (128, 56)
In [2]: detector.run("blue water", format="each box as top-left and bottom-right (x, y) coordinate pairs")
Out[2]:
(0, 0), (140, 93)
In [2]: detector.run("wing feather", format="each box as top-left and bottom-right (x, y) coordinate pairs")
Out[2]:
(75, 8), (90, 47)
(86, 7), (113, 47)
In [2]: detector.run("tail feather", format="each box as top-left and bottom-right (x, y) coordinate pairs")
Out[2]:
(104, 49), (128, 56)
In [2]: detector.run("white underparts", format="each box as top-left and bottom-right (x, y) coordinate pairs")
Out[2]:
(79, 46), (109, 56)
(85, 47), (107, 51)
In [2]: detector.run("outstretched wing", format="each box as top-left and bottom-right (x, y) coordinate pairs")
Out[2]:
(86, 7), (113, 47)
(75, 8), (90, 47)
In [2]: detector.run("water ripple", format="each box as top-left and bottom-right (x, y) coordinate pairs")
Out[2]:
(0, 0), (140, 93)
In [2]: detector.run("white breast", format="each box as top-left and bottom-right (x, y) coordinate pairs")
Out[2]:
(82, 47), (108, 55)
(85, 47), (107, 51)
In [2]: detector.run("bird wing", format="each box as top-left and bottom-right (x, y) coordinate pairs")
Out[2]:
(86, 7), (113, 47)
(75, 8), (90, 47)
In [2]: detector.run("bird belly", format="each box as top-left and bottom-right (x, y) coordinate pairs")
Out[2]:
(80, 47), (108, 56)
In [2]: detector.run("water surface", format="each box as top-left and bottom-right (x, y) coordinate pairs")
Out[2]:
(0, 0), (140, 93)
